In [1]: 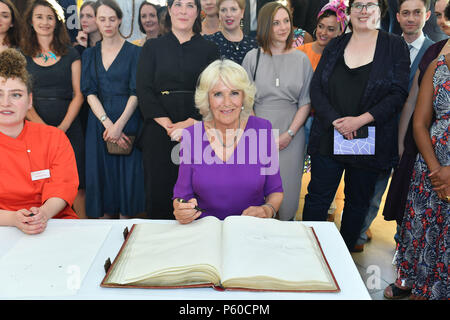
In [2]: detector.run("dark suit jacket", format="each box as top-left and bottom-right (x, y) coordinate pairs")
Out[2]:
(381, 0), (447, 42)
(308, 30), (410, 171)
(408, 37), (434, 90)
(243, 0), (275, 35)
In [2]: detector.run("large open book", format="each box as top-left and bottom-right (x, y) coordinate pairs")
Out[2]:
(101, 216), (339, 292)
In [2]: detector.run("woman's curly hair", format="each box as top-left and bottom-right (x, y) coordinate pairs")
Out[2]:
(0, 49), (32, 91)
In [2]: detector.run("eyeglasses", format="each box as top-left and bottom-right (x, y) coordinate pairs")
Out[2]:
(351, 2), (379, 13)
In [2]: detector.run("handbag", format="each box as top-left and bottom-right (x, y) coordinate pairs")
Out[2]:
(94, 46), (135, 156)
(106, 136), (136, 156)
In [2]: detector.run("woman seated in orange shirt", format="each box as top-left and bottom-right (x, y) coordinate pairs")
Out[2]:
(0, 49), (79, 235)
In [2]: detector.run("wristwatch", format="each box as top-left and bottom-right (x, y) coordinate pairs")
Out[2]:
(100, 114), (108, 122)
(287, 129), (295, 138)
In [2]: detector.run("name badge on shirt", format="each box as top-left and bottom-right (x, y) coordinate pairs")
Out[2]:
(31, 169), (51, 181)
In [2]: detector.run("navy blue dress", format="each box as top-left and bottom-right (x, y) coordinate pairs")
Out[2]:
(81, 41), (145, 218)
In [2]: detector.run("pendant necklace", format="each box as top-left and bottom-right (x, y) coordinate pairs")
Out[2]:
(36, 51), (57, 63)
(213, 114), (241, 148)
(272, 55), (281, 87)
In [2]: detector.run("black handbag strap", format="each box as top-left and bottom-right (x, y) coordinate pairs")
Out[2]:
(253, 47), (260, 81)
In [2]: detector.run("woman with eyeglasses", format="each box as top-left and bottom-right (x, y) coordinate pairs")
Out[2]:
(302, 0), (410, 251)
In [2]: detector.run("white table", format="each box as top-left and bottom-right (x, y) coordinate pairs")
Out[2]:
(0, 219), (370, 300)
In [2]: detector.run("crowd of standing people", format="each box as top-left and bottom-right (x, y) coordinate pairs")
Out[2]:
(0, 0), (448, 299)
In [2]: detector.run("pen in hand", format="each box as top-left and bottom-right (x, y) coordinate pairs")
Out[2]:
(176, 198), (205, 213)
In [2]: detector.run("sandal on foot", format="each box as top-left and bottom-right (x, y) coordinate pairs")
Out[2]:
(383, 283), (411, 300)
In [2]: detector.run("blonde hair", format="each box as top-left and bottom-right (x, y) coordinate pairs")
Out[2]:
(195, 59), (256, 121)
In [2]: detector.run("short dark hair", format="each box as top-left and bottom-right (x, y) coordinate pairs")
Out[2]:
(256, 2), (294, 56)
(347, 0), (388, 17)
(165, 0), (202, 34)
(138, 1), (161, 34)
(398, 0), (430, 11)
(0, 0), (22, 48)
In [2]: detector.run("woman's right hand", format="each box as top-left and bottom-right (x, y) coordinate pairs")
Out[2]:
(76, 31), (88, 48)
(173, 198), (202, 224)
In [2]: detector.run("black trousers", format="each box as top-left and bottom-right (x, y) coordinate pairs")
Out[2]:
(303, 154), (379, 250)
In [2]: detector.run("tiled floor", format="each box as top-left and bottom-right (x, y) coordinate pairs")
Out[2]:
(297, 172), (402, 300)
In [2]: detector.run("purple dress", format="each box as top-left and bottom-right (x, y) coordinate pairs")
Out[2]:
(173, 116), (283, 220)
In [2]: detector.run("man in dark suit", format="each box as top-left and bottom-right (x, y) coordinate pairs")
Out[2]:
(382, 0), (447, 41)
(243, 0), (275, 36)
(356, 0), (435, 251)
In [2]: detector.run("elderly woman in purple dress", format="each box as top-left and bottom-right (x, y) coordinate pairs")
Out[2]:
(172, 59), (283, 224)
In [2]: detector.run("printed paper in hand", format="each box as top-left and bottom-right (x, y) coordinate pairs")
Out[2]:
(333, 127), (375, 155)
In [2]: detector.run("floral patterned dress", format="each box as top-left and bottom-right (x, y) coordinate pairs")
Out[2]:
(395, 55), (450, 300)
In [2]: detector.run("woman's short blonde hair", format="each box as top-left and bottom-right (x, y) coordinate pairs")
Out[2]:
(195, 59), (256, 122)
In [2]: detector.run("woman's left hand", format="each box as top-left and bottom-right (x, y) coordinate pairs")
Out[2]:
(333, 116), (363, 140)
(242, 205), (271, 218)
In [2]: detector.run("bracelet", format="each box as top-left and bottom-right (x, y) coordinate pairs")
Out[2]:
(100, 114), (108, 122)
(262, 203), (277, 218)
(287, 129), (295, 138)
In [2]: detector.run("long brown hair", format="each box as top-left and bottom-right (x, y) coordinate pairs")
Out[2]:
(20, 0), (70, 57)
(0, 0), (22, 48)
(256, 2), (294, 56)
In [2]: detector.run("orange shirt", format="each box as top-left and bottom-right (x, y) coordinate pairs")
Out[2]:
(0, 121), (79, 219)
(297, 42), (322, 71)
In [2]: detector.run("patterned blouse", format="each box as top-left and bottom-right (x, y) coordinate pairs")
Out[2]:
(203, 31), (258, 65)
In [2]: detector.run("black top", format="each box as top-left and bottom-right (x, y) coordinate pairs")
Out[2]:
(26, 46), (80, 100)
(319, 57), (373, 155)
(136, 31), (220, 124)
(308, 30), (410, 171)
(203, 32), (257, 65)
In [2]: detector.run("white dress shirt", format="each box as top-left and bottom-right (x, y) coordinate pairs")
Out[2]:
(404, 32), (426, 66)
(250, 0), (257, 31)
